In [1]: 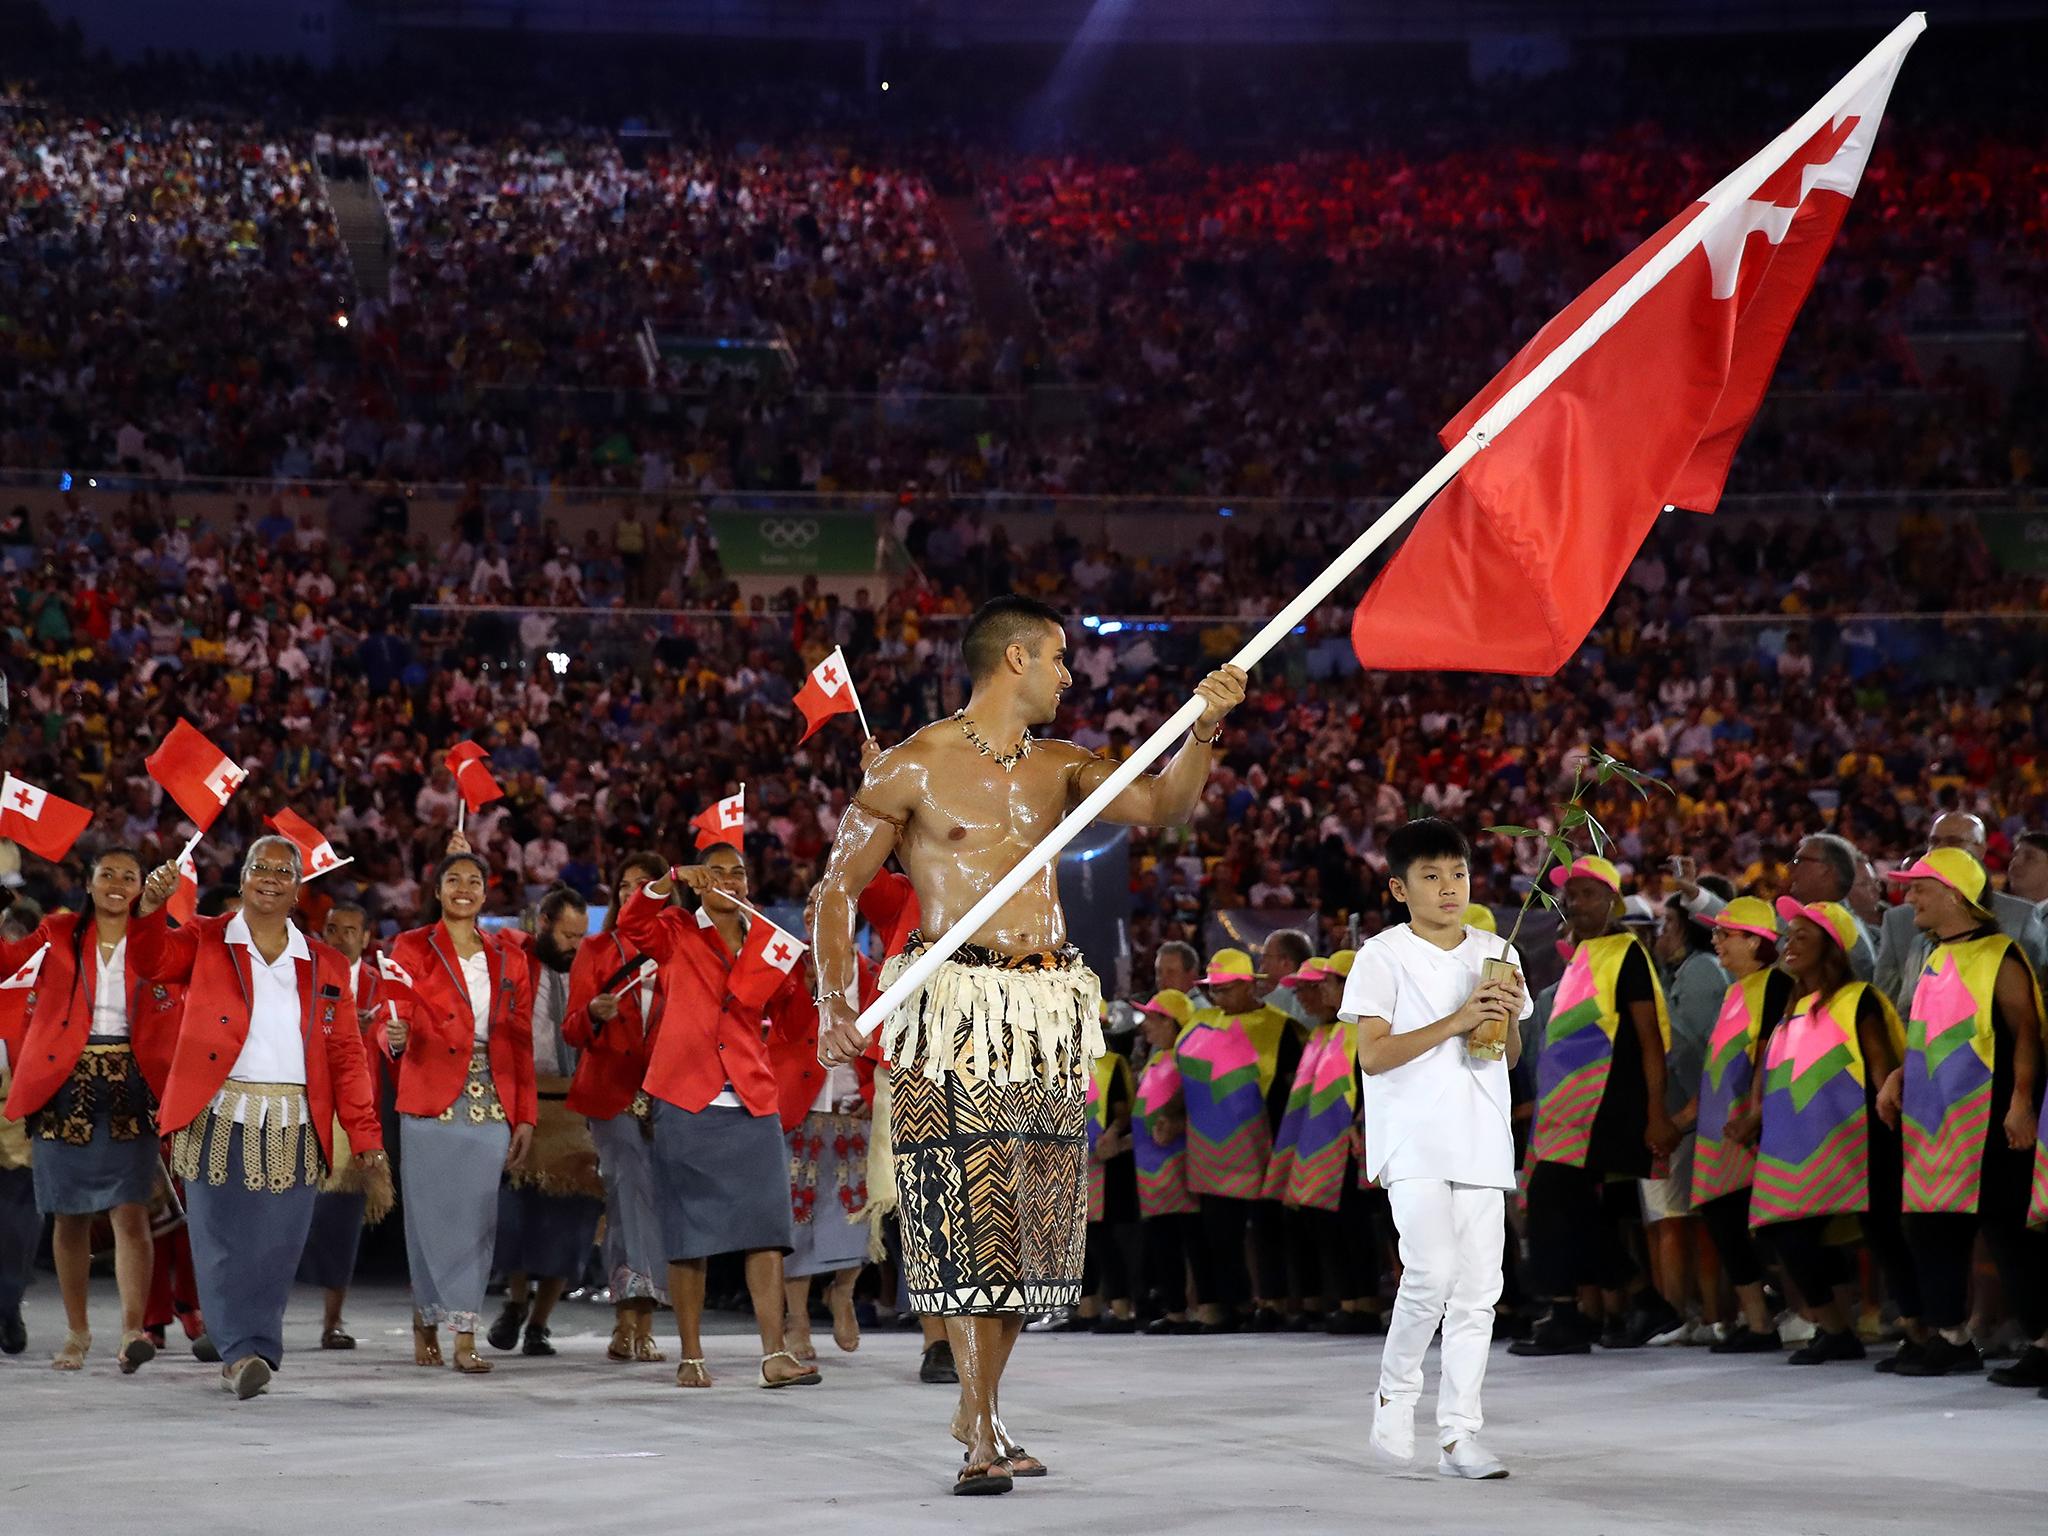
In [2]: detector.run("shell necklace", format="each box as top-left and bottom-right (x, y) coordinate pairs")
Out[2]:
(955, 710), (1031, 771)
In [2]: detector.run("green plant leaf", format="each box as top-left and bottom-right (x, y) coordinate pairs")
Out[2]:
(1561, 806), (1589, 830)
(1544, 834), (1575, 867)
(1490, 825), (1539, 839)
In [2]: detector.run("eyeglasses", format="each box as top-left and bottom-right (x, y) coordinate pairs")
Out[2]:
(247, 862), (299, 881)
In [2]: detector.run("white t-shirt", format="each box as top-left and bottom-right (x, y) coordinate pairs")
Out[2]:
(1339, 924), (1532, 1190)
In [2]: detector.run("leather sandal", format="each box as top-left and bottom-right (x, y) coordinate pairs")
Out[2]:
(608, 1323), (637, 1362)
(118, 1331), (157, 1375)
(954, 1454), (1015, 1496)
(321, 1328), (357, 1350)
(632, 1330), (667, 1363)
(412, 1318), (444, 1368)
(53, 1329), (91, 1371)
(451, 1335), (494, 1374)
(674, 1358), (712, 1388)
(759, 1349), (822, 1388)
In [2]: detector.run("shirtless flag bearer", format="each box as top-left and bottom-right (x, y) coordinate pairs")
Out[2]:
(815, 596), (1245, 1495)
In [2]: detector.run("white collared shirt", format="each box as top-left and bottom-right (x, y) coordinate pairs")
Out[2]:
(90, 935), (130, 1040)
(223, 913), (310, 1116)
(698, 908), (746, 1109)
(461, 949), (492, 1041)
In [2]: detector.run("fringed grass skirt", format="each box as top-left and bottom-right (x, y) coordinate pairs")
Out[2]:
(881, 940), (1101, 1316)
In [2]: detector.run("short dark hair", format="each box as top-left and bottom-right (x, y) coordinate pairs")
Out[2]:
(538, 885), (587, 924)
(961, 595), (1064, 683)
(1386, 818), (1471, 883)
(2018, 831), (2048, 858)
(326, 900), (367, 921)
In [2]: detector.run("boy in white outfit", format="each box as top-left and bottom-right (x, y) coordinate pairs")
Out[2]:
(1339, 818), (1530, 1480)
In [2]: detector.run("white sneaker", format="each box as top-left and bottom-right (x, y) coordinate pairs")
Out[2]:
(1647, 1315), (1692, 1347)
(1438, 1436), (1508, 1480)
(1778, 1312), (1818, 1345)
(1369, 1394), (1415, 1464)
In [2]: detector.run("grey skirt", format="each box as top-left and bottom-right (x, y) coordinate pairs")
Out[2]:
(401, 1053), (510, 1332)
(648, 1099), (792, 1263)
(32, 1044), (161, 1216)
(591, 1109), (669, 1302)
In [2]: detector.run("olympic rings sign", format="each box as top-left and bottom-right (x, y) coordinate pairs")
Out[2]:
(760, 518), (820, 549)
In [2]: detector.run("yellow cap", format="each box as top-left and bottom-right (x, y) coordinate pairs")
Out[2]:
(1548, 855), (1622, 895)
(1201, 948), (1264, 986)
(1462, 904), (1498, 934)
(1324, 949), (1356, 978)
(1712, 896), (1780, 943)
(1136, 989), (1194, 1027)
(1886, 848), (1993, 914)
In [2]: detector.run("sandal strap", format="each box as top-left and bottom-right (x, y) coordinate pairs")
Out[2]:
(762, 1349), (802, 1366)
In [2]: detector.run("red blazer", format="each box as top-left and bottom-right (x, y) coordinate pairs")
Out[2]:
(387, 922), (538, 1127)
(616, 889), (801, 1117)
(563, 930), (659, 1120)
(769, 952), (881, 1128)
(856, 871), (920, 1074)
(124, 908), (383, 1164)
(1, 914), (184, 1121)
(344, 953), (396, 1102)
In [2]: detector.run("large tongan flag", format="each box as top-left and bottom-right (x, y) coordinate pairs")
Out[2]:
(1351, 22), (1919, 676)
(729, 915), (807, 1014)
(145, 720), (247, 832)
(692, 786), (745, 852)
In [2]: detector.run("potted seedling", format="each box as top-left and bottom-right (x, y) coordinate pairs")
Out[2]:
(1473, 748), (1669, 1060)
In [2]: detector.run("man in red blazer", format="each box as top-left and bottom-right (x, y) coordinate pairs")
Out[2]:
(132, 835), (392, 1400)
(562, 859), (670, 1362)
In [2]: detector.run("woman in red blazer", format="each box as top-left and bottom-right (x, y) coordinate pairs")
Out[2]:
(0, 848), (181, 1374)
(616, 843), (812, 1388)
(563, 850), (669, 1364)
(386, 833), (535, 1375)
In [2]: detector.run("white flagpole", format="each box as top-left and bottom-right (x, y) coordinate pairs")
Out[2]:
(852, 13), (1926, 1043)
(837, 647), (873, 741)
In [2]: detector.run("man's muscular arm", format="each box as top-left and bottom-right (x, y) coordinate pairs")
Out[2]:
(814, 746), (919, 1065)
(1073, 664), (1247, 827)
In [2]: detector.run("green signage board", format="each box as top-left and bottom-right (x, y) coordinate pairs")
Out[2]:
(712, 512), (876, 576)
(1977, 510), (2048, 576)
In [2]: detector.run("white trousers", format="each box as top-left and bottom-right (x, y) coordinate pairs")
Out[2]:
(1378, 1180), (1505, 1443)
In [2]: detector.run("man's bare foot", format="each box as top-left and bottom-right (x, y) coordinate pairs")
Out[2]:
(829, 1280), (861, 1352)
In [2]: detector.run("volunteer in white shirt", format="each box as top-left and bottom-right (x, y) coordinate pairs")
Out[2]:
(1341, 818), (1529, 1482)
